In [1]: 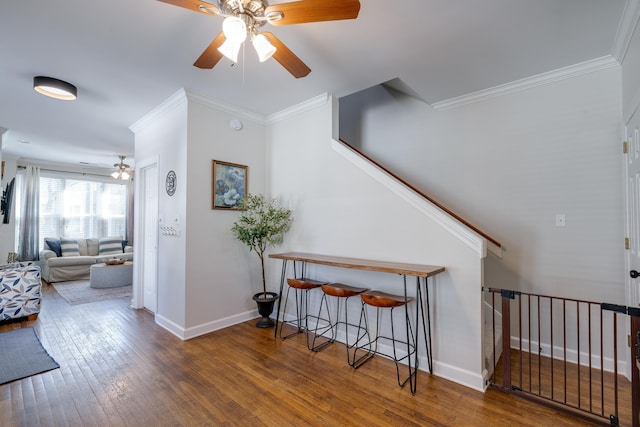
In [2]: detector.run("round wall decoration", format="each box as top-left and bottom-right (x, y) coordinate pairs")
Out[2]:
(166, 170), (176, 196)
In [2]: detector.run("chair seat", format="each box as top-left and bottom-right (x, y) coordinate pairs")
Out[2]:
(287, 277), (326, 290)
(361, 291), (413, 308)
(321, 282), (368, 298)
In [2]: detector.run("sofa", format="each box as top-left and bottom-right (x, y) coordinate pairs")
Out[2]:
(0, 263), (42, 321)
(39, 237), (133, 283)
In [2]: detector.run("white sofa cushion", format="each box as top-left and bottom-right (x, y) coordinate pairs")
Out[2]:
(87, 238), (100, 256)
(48, 255), (97, 267)
(60, 238), (80, 257)
(98, 236), (124, 255)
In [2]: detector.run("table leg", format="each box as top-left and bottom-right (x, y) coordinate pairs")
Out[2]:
(403, 274), (418, 395)
(274, 259), (288, 337)
(407, 275), (433, 394)
(423, 276), (433, 373)
(416, 277), (432, 374)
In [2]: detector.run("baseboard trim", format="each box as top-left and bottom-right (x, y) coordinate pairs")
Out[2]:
(155, 309), (260, 340)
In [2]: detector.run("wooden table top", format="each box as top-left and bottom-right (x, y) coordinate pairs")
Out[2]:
(269, 252), (445, 278)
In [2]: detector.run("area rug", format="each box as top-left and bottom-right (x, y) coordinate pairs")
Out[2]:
(0, 327), (59, 385)
(52, 280), (132, 306)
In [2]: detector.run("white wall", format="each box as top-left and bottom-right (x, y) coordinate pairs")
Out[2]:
(267, 97), (487, 390)
(341, 67), (624, 304)
(132, 90), (189, 334)
(132, 90), (269, 339)
(183, 94), (267, 335)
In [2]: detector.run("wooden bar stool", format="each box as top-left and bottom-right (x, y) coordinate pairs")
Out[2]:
(278, 277), (326, 347)
(352, 290), (417, 389)
(309, 282), (370, 364)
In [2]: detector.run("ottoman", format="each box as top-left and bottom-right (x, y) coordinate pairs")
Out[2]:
(90, 262), (133, 288)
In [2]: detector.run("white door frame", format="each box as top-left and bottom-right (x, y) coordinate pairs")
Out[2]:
(623, 104), (640, 381)
(131, 158), (159, 311)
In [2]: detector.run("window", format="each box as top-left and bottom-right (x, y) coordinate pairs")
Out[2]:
(38, 175), (127, 249)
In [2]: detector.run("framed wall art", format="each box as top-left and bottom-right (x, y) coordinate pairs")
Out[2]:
(212, 160), (247, 210)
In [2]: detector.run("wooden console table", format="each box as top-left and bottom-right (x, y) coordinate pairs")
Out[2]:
(269, 252), (445, 394)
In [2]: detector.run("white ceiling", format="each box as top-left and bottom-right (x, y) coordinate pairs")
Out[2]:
(0, 0), (628, 169)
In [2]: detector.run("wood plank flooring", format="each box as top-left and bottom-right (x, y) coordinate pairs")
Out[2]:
(492, 348), (633, 425)
(0, 283), (602, 426)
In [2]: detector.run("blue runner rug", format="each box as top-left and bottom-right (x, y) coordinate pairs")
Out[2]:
(0, 327), (59, 385)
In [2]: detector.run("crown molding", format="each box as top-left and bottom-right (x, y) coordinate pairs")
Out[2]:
(185, 90), (266, 124)
(612, 0), (640, 62)
(131, 89), (330, 131)
(265, 93), (330, 124)
(129, 89), (188, 133)
(432, 56), (620, 111)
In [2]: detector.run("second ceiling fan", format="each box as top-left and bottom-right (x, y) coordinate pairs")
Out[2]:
(159, 0), (361, 78)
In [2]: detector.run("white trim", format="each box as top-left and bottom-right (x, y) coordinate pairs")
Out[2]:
(131, 90), (330, 130)
(131, 158), (159, 311)
(432, 360), (487, 392)
(613, 0), (640, 62)
(155, 313), (187, 339)
(331, 139), (487, 257)
(129, 89), (188, 133)
(183, 310), (259, 340)
(265, 93), (330, 124)
(432, 56), (620, 111)
(304, 317), (488, 392)
(185, 90), (266, 124)
(155, 310), (260, 340)
(509, 336), (629, 381)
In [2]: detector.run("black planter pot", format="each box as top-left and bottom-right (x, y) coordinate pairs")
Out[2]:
(252, 292), (279, 328)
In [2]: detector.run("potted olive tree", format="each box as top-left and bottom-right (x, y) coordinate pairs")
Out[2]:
(231, 193), (292, 328)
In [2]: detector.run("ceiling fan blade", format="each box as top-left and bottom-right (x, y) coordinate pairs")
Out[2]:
(157, 0), (220, 16)
(265, 0), (360, 26)
(193, 32), (226, 69)
(262, 32), (311, 78)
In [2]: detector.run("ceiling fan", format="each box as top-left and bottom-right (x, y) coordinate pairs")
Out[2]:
(111, 156), (132, 180)
(158, 0), (361, 78)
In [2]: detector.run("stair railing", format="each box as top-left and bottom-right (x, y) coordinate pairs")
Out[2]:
(337, 138), (503, 251)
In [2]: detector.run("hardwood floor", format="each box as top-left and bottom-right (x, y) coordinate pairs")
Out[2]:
(1, 284), (600, 426)
(492, 348), (633, 426)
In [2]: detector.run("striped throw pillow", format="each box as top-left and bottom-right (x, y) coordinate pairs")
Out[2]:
(98, 236), (123, 255)
(60, 238), (80, 257)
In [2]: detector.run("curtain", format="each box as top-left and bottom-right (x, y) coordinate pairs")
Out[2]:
(126, 177), (134, 246)
(17, 165), (40, 261)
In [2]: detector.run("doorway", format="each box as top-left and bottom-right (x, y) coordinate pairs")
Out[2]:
(139, 162), (159, 313)
(625, 106), (640, 309)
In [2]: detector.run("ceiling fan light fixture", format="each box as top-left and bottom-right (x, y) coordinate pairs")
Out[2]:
(252, 33), (276, 62)
(218, 38), (243, 62)
(33, 76), (77, 101)
(221, 16), (247, 43)
(111, 170), (130, 180)
(112, 155), (131, 180)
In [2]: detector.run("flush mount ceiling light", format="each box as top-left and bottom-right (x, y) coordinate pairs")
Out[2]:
(111, 156), (131, 180)
(33, 76), (77, 101)
(159, 0), (361, 78)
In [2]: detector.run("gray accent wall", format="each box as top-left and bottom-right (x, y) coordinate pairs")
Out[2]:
(340, 67), (625, 303)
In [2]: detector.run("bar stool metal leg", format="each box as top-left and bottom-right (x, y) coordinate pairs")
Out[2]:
(351, 290), (417, 391)
(277, 277), (326, 343)
(309, 282), (369, 364)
